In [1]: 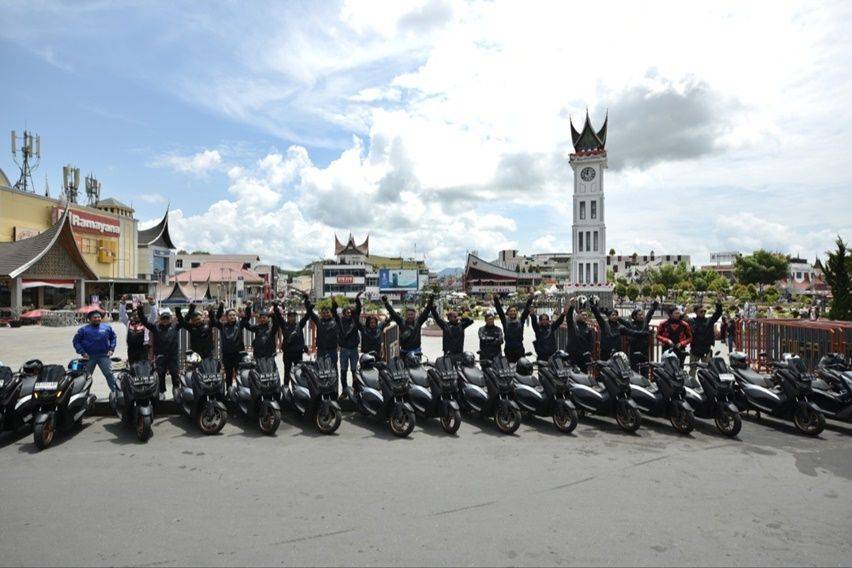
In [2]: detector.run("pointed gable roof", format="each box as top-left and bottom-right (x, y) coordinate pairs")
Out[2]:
(334, 233), (369, 256)
(138, 207), (176, 249)
(0, 205), (98, 279)
(570, 110), (607, 153)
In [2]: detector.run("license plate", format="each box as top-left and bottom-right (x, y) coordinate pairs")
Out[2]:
(35, 382), (58, 391)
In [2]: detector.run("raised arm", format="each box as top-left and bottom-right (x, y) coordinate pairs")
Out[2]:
(567, 304), (578, 336)
(304, 297), (319, 326)
(520, 297), (533, 324)
(416, 295), (434, 328)
(493, 295), (507, 329)
(139, 305), (156, 333)
(242, 304), (258, 333)
(431, 305), (447, 330)
(709, 301), (723, 326)
(644, 301), (658, 330)
(354, 293), (363, 319)
(175, 306), (188, 330)
(590, 303), (609, 335)
(461, 316), (474, 329)
(118, 300), (129, 326)
(529, 306), (540, 334)
(382, 296), (403, 327)
(551, 306), (567, 331)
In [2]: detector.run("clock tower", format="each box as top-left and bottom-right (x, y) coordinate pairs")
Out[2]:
(569, 110), (608, 285)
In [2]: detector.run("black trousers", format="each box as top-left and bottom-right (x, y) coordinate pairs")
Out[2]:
(283, 351), (303, 385)
(505, 346), (525, 364)
(222, 351), (241, 386)
(156, 356), (180, 393)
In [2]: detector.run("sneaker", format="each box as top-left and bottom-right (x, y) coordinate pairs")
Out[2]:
(338, 391), (349, 402)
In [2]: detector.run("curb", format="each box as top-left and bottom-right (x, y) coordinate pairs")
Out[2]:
(92, 398), (357, 417)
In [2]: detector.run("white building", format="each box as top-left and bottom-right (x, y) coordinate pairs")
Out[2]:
(569, 112), (608, 286)
(175, 253), (260, 274)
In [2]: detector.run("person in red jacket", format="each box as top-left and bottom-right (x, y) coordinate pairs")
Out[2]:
(656, 306), (693, 364)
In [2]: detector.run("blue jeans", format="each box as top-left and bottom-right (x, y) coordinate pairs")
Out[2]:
(339, 347), (359, 388)
(85, 356), (117, 392)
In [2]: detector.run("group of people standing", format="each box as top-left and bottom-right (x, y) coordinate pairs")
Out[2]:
(71, 291), (732, 397)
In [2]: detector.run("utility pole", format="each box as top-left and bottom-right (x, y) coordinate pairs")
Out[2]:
(11, 129), (41, 193)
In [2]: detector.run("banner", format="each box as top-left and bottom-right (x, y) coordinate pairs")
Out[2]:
(379, 269), (418, 291)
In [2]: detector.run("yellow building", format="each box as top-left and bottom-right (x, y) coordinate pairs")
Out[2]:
(0, 170), (154, 313)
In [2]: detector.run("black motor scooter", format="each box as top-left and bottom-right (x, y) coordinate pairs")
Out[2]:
(514, 354), (578, 433)
(733, 354), (825, 436)
(31, 359), (97, 450)
(406, 355), (462, 434)
(630, 350), (696, 434)
(348, 354), (417, 437)
(174, 352), (229, 435)
(567, 352), (641, 432)
(457, 353), (522, 434)
(286, 356), (342, 435)
(809, 353), (852, 424)
(685, 354), (743, 437)
(0, 360), (39, 435)
(110, 357), (158, 442)
(230, 353), (283, 435)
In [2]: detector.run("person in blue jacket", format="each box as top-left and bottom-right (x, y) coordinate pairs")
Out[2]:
(72, 310), (118, 392)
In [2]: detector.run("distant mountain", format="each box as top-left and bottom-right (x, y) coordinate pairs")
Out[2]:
(437, 267), (463, 277)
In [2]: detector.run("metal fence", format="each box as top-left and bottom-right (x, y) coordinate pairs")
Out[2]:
(738, 318), (852, 370)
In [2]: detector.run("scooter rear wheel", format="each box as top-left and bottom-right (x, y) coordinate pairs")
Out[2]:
(794, 406), (825, 436)
(615, 406), (641, 433)
(389, 406), (415, 437)
(315, 405), (341, 435)
(495, 406), (521, 434)
(34, 417), (55, 450)
(440, 410), (461, 435)
(198, 404), (227, 435)
(136, 414), (153, 442)
(259, 407), (281, 435)
(715, 409), (742, 438)
(553, 405), (578, 434)
(670, 407), (695, 435)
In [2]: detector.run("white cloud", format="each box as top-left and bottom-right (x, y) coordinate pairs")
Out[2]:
(151, 150), (223, 176)
(138, 193), (166, 204)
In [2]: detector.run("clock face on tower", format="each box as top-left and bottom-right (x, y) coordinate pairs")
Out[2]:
(580, 167), (596, 182)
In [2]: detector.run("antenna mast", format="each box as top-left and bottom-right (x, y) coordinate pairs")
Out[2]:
(10, 129), (41, 193)
(63, 165), (80, 204)
(85, 173), (101, 205)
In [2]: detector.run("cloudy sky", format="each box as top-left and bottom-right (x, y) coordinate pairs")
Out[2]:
(1, 0), (851, 270)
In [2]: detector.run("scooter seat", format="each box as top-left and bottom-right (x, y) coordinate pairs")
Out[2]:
(359, 367), (381, 390)
(737, 367), (773, 388)
(461, 366), (487, 388)
(569, 371), (595, 387)
(515, 373), (540, 389)
(409, 367), (430, 388)
(0, 366), (12, 382)
(631, 371), (652, 388)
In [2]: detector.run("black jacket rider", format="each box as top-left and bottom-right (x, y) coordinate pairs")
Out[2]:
(431, 307), (474, 355)
(530, 310), (567, 362)
(494, 295), (532, 361)
(566, 305), (595, 367)
(281, 312), (310, 359)
(383, 296), (433, 353)
(243, 305), (282, 359)
(687, 302), (723, 357)
(338, 299), (362, 350)
(306, 299), (341, 354)
(591, 303), (648, 360)
(211, 303), (245, 355)
(478, 323), (504, 362)
(178, 304), (216, 359)
(141, 306), (180, 359)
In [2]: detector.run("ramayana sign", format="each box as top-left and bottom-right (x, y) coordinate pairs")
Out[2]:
(53, 207), (121, 236)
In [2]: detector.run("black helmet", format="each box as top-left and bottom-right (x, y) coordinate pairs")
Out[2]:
(516, 357), (534, 376)
(22, 359), (43, 376)
(729, 351), (748, 369)
(819, 353), (847, 369)
(359, 353), (376, 369)
(554, 349), (570, 361)
(461, 352), (476, 367)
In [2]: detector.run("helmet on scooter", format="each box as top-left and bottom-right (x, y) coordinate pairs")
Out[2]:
(728, 351), (748, 369)
(516, 357), (534, 376)
(359, 353), (376, 369)
(22, 359), (43, 375)
(819, 353), (847, 368)
(461, 352), (476, 367)
(553, 349), (570, 361)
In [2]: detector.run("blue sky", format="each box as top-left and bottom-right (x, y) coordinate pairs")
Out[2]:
(2, 0), (851, 270)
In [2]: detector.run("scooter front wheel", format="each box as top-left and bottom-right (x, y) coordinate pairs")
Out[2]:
(552, 404), (578, 434)
(198, 403), (227, 435)
(389, 405), (415, 437)
(495, 406), (521, 434)
(794, 405), (825, 436)
(259, 407), (281, 435)
(136, 414), (153, 442)
(715, 409), (741, 438)
(34, 416), (55, 450)
(315, 405), (342, 435)
(440, 409), (461, 435)
(615, 405), (641, 433)
(670, 407), (695, 435)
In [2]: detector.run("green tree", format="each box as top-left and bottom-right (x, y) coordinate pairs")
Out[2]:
(731, 284), (751, 302)
(614, 283), (627, 300)
(641, 283), (652, 298)
(708, 278), (730, 295)
(678, 280), (695, 292)
(608, 248), (616, 256)
(824, 236), (852, 320)
(764, 287), (780, 304)
(626, 284), (640, 301)
(650, 284), (666, 299)
(734, 250), (789, 291)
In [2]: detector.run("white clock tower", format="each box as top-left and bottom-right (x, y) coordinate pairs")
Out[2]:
(569, 111), (608, 285)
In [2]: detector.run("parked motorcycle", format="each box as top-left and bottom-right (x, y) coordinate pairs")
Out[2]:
(406, 355), (462, 434)
(0, 360), (39, 435)
(630, 350), (695, 434)
(457, 353), (522, 434)
(567, 352), (641, 432)
(685, 354), (743, 437)
(732, 353), (825, 436)
(174, 352), (228, 435)
(285, 356), (342, 435)
(809, 353), (852, 423)
(230, 353), (283, 435)
(728, 352), (774, 388)
(347, 354), (416, 437)
(31, 359), (97, 450)
(109, 357), (158, 442)
(514, 354), (578, 433)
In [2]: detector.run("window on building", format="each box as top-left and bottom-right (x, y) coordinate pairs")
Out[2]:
(587, 262), (592, 284)
(590, 200), (597, 219)
(578, 263), (584, 283)
(593, 231), (599, 252)
(579, 201), (586, 220)
(578, 232), (583, 252)
(586, 231), (591, 252)
(613, 265), (618, 273)
(175, 259), (183, 268)
(593, 263), (599, 284)
(191, 262), (201, 269)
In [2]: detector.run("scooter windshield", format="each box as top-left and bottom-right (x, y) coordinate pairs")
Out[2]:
(610, 353), (631, 375)
(787, 357), (807, 374)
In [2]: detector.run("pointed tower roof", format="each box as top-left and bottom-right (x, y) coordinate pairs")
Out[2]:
(334, 233), (369, 256)
(138, 206), (176, 249)
(570, 110), (607, 153)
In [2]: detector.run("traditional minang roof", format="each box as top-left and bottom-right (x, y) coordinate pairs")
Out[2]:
(463, 253), (520, 282)
(138, 207), (176, 249)
(0, 205), (98, 279)
(335, 233), (369, 256)
(570, 110), (607, 153)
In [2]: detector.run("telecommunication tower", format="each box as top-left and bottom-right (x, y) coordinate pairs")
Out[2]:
(10, 129), (41, 193)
